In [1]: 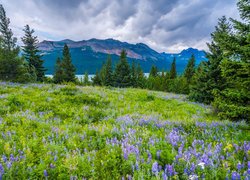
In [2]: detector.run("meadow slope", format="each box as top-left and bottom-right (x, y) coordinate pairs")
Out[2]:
(0, 82), (249, 179)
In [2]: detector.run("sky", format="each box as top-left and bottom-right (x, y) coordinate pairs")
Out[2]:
(1, 0), (240, 53)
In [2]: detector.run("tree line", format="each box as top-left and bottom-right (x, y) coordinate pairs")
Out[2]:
(0, 1), (249, 122)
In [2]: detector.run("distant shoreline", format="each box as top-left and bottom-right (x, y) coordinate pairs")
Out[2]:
(45, 73), (150, 80)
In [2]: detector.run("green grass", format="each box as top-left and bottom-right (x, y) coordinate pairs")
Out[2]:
(0, 82), (249, 179)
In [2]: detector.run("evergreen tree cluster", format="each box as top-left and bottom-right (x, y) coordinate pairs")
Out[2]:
(189, 0), (250, 121)
(53, 44), (76, 83)
(0, 4), (46, 83)
(91, 50), (146, 88)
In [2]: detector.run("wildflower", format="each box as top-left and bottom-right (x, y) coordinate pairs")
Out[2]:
(231, 171), (240, 180)
(44, 170), (48, 177)
(0, 163), (4, 174)
(237, 163), (241, 171)
(198, 162), (205, 170)
(152, 162), (158, 175)
(189, 174), (198, 180)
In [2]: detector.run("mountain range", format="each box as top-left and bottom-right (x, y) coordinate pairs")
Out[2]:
(38, 38), (207, 74)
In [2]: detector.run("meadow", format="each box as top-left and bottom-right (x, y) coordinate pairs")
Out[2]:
(0, 82), (249, 179)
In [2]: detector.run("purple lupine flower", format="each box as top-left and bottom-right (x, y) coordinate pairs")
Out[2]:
(166, 164), (175, 176)
(237, 163), (241, 171)
(2, 155), (7, 163)
(162, 172), (167, 180)
(127, 175), (132, 180)
(152, 162), (158, 175)
(190, 163), (196, 173)
(6, 161), (12, 169)
(231, 171), (240, 180)
(156, 150), (161, 160)
(50, 163), (55, 168)
(0, 163), (4, 174)
(248, 161), (250, 169)
(44, 170), (48, 177)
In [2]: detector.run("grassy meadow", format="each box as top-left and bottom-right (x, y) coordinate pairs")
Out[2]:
(0, 82), (249, 179)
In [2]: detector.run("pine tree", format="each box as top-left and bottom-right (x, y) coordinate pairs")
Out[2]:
(149, 65), (158, 77)
(114, 50), (131, 87)
(53, 57), (63, 83)
(0, 4), (31, 82)
(103, 55), (113, 86)
(189, 17), (229, 104)
(136, 63), (145, 88)
(22, 25), (46, 82)
(183, 54), (196, 82)
(60, 44), (76, 82)
(130, 61), (137, 87)
(212, 1), (250, 121)
(92, 70), (101, 86)
(83, 72), (89, 86)
(170, 57), (177, 79)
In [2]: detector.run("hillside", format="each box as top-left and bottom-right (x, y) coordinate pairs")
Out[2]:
(38, 39), (207, 74)
(0, 82), (249, 179)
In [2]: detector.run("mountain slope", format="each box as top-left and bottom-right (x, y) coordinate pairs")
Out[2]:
(38, 39), (207, 74)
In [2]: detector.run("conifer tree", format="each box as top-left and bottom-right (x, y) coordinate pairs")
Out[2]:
(60, 44), (76, 82)
(170, 57), (177, 79)
(53, 57), (63, 83)
(212, 1), (250, 121)
(183, 54), (196, 82)
(149, 65), (158, 77)
(189, 16), (229, 104)
(83, 72), (89, 86)
(114, 50), (131, 87)
(22, 25), (46, 81)
(130, 61), (137, 87)
(92, 70), (101, 86)
(0, 4), (31, 82)
(103, 55), (113, 86)
(136, 63), (145, 88)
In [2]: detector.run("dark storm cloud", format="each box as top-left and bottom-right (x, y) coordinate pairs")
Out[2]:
(1, 0), (239, 52)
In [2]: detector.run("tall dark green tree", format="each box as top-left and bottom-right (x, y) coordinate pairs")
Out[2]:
(0, 4), (31, 82)
(183, 54), (196, 82)
(114, 50), (131, 87)
(170, 57), (177, 79)
(103, 55), (113, 86)
(92, 70), (102, 86)
(22, 25), (46, 81)
(53, 57), (63, 83)
(212, 1), (250, 121)
(149, 65), (158, 77)
(60, 44), (76, 82)
(130, 61), (137, 87)
(83, 72), (90, 86)
(136, 63), (145, 88)
(189, 16), (229, 104)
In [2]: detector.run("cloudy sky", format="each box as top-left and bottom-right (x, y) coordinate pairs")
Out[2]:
(2, 0), (239, 53)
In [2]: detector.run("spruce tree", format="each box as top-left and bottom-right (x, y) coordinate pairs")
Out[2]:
(183, 54), (196, 82)
(114, 50), (131, 87)
(189, 17), (229, 104)
(130, 61), (137, 87)
(212, 1), (250, 121)
(92, 70), (101, 86)
(136, 63), (145, 88)
(22, 25), (46, 81)
(170, 57), (177, 79)
(60, 44), (76, 82)
(149, 65), (158, 77)
(103, 55), (113, 86)
(83, 72), (89, 86)
(0, 4), (31, 82)
(53, 57), (63, 83)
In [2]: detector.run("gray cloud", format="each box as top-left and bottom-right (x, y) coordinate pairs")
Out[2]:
(1, 0), (239, 53)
